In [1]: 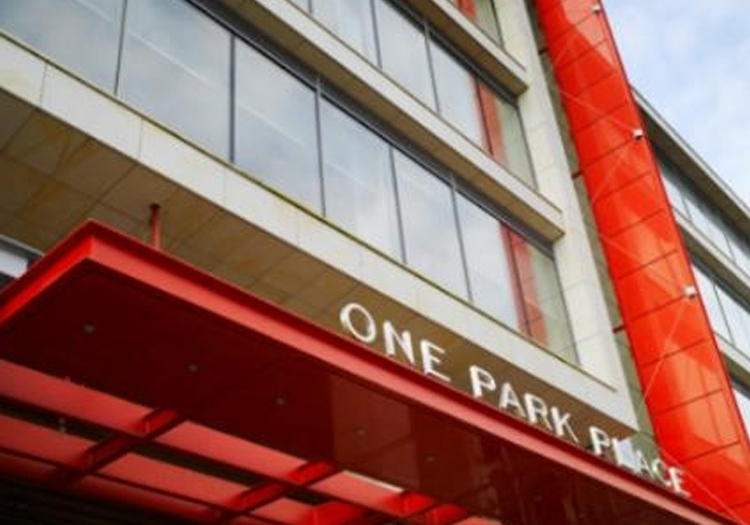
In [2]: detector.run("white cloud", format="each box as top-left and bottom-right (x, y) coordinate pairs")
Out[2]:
(604, 0), (750, 206)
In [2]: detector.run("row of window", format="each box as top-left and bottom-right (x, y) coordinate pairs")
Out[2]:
(0, 0), (574, 358)
(694, 263), (750, 361)
(0, 0), (532, 187)
(658, 152), (750, 278)
(289, 0), (532, 184)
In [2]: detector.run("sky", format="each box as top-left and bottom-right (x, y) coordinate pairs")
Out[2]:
(603, 1), (750, 206)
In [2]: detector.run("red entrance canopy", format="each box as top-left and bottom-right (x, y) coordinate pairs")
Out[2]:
(0, 221), (732, 525)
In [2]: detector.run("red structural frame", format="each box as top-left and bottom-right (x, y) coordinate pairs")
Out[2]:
(0, 221), (736, 524)
(533, 0), (750, 522)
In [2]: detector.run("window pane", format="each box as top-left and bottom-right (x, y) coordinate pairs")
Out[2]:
(234, 42), (320, 211)
(431, 42), (483, 144)
(474, 0), (502, 43)
(477, 82), (534, 185)
(313, 0), (377, 61)
(120, 0), (230, 156)
(321, 101), (400, 257)
(718, 287), (750, 356)
(733, 382), (750, 437)
(395, 152), (466, 296)
(374, 0), (435, 108)
(0, 0), (123, 90)
(457, 195), (518, 328)
(509, 232), (574, 359)
(693, 265), (731, 341)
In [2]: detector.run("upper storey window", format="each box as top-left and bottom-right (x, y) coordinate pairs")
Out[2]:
(120, 0), (231, 156)
(449, 0), (502, 44)
(0, 0), (123, 90)
(374, 1), (436, 108)
(234, 40), (320, 211)
(657, 150), (750, 277)
(307, 0), (533, 186)
(313, 0), (378, 62)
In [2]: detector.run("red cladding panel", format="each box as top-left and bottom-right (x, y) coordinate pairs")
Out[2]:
(574, 103), (642, 165)
(536, 0), (750, 519)
(580, 139), (652, 199)
(600, 210), (682, 279)
(591, 170), (670, 237)
(562, 76), (631, 133)
(555, 41), (618, 97)
(639, 341), (725, 414)
(627, 299), (709, 366)
(545, 13), (608, 68)
(652, 391), (741, 462)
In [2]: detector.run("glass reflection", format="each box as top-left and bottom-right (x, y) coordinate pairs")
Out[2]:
(321, 101), (400, 257)
(234, 41), (320, 211)
(119, 0), (230, 156)
(457, 195), (518, 328)
(0, 0), (123, 90)
(431, 42), (483, 144)
(395, 152), (466, 296)
(312, 0), (377, 61)
(374, 0), (435, 108)
(508, 231), (574, 358)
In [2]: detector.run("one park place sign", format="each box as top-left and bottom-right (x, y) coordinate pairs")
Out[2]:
(339, 302), (689, 497)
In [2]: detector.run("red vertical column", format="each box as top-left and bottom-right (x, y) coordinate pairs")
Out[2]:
(533, 0), (750, 521)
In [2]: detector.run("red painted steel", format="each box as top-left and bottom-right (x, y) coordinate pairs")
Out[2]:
(533, 0), (750, 521)
(0, 221), (738, 524)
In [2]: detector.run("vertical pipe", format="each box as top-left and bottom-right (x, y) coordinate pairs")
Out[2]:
(149, 204), (162, 251)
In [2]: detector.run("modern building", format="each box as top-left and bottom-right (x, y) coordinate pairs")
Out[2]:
(0, 0), (747, 523)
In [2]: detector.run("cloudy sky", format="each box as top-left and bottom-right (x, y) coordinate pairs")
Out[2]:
(603, 1), (750, 206)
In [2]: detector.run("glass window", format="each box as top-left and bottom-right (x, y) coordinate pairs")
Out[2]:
(374, 0), (435, 108)
(0, 0), (123, 90)
(474, 0), (502, 43)
(733, 382), (750, 437)
(476, 82), (533, 185)
(448, 0), (501, 43)
(728, 231), (750, 277)
(119, 0), (230, 156)
(693, 265), (731, 342)
(313, 0), (378, 62)
(394, 152), (466, 296)
(719, 288), (750, 358)
(430, 42), (483, 145)
(508, 232), (574, 358)
(655, 154), (688, 216)
(321, 101), (400, 257)
(457, 195), (518, 328)
(234, 41), (321, 211)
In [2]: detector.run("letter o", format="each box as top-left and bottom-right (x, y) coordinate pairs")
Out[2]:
(340, 303), (377, 344)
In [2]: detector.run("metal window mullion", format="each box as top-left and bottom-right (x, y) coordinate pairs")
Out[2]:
(315, 81), (328, 217)
(113, 0), (129, 95)
(450, 176), (473, 302)
(389, 149), (409, 265)
(228, 36), (236, 163)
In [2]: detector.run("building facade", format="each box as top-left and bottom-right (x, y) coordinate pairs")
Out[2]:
(0, 0), (746, 523)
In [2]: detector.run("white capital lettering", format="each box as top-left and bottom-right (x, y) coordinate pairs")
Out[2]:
(499, 382), (526, 418)
(589, 426), (611, 457)
(524, 393), (552, 431)
(340, 303), (377, 344)
(383, 321), (415, 365)
(668, 467), (690, 497)
(469, 365), (495, 398)
(419, 340), (452, 383)
(551, 406), (579, 443)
